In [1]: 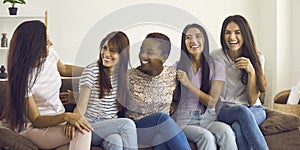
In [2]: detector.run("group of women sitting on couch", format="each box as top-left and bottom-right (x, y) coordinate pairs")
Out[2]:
(2, 14), (269, 150)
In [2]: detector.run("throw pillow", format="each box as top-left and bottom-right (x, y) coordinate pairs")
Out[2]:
(260, 109), (300, 135)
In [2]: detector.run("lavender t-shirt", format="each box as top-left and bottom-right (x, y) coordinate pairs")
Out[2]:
(174, 60), (226, 112)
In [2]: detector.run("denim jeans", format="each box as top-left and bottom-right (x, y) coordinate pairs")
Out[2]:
(85, 114), (138, 150)
(217, 104), (269, 150)
(174, 109), (237, 150)
(134, 112), (191, 150)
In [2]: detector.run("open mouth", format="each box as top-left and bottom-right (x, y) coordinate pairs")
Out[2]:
(192, 45), (199, 48)
(141, 60), (149, 64)
(229, 41), (238, 46)
(103, 57), (112, 62)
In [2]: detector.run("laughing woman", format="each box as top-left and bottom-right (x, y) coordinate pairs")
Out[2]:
(211, 15), (269, 150)
(173, 23), (237, 150)
(68, 31), (138, 150)
(125, 32), (191, 150)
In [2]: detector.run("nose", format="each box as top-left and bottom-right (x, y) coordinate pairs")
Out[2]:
(229, 33), (236, 40)
(103, 49), (111, 56)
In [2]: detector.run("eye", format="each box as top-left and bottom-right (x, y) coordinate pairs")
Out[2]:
(147, 50), (155, 56)
(224, 30), (230, 34)
(109, 48), (118, 53)
(235, 30), (241, 34)
(195, 34), (203, 39)
(185, 35), (192, 40)
(102, 45), (108, 50)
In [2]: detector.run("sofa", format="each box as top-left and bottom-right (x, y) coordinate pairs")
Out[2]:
(1, 78), (300, 150)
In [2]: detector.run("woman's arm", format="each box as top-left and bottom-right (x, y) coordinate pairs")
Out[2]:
(235, 57), (260, 105)
(176, 70), (224, 108)
(65, 86), (92, 139)
(57, 59), (84, 77)
(74, 86), (91, 116)
(25, 96), (91, 132)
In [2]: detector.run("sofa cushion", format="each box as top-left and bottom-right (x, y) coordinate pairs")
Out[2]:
(0, 126), (38, 150)
(260, 109), (300, 135)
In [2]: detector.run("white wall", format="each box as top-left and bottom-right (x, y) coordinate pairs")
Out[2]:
(1, 0), (299, 107)
(257, 0), (277, 108)
(0, 0), (259, 66)
(291, 0), (300, 91)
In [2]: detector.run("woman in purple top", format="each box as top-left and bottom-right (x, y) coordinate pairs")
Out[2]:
(173, 23), (237, 150)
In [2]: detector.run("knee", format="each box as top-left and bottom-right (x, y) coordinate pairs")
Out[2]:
(235, 105), (252, 116)
(74, 130), (92, 142)
(155, 112), (171, 123)
(75, 130), (92, 138)
(119, 118), (136, 128)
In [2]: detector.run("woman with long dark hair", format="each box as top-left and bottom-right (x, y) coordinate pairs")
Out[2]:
(173, 23), (237, 150)
(67, 31), (138, 150)
(211, 15), (268, 150)
(5, 20), (92, 150)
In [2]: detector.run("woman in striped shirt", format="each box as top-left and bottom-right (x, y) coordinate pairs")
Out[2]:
(67, 31), (138, 150)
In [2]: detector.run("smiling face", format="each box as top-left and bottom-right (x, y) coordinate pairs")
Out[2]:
(224, 22), (244, 52)
(138, 38), (166, 75)
(185, 27), (204, 58)
(100, 41), (120, 69)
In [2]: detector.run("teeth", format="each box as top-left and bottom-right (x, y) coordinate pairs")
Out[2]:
(142, 60), (148, 64)
(230, 41), (238, 44)
(103, 58), (112, 61)
(192, 45), (199, 48)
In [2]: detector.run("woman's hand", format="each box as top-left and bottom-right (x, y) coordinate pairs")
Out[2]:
(176, 70), (191, 87)
(235, 57), (255, 75)
(64, 112), (93, 134)
(64, 123), (76, 140)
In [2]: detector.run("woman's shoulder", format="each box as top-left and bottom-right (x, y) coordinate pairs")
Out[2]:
(210, 48), (224, 57)
(82, 61), (99, 74)
(85, 61), (98, 68)
(162, 66), (176, 76)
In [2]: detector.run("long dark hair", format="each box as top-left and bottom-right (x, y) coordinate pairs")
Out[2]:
(5, 20), (47, 131)
(97, 31), (129, 104)
(176, 24), (212, 100)
(220, 15), (266, 92)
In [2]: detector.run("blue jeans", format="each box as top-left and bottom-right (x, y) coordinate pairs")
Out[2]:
(217, 104), (269, 150)
(85, 114), (138, 150)
(174, 109), (237, 150)
(134, 112), (191, 150)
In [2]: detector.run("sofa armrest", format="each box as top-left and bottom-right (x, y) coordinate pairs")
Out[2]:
(0, 126), (38, 150)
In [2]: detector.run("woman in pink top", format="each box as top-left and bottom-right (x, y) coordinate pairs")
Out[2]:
(4, 20), (92, 150)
